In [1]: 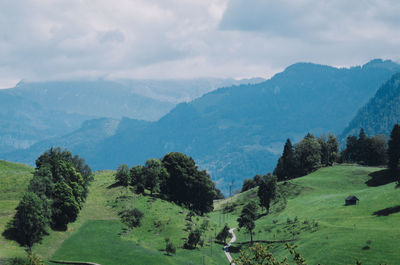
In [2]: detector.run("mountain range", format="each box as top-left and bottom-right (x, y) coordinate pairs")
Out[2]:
(0, 78), (261, 154)
(3, 59), (400, 193)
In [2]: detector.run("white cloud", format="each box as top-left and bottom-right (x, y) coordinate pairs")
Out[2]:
(0, 0), (399, 87)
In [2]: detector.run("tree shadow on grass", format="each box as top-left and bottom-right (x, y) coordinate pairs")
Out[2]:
(2, 220), (18, 242)
(366, 169), (398, 187)
(373, 205), (400, 216)
(228, 245), (242, 253)
(107, 182), (121, 189)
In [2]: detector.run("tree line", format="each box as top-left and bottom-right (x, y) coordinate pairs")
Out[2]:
(4, 147), (92, 249)
(114, 152), (223, 214)
(241, 124), (400, 193)
(273, 133), (339, 182)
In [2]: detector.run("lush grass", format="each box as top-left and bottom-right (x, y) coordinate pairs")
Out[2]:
(4, 162), (399, 264)
(0, 160), (33, 263)
(49, 171), (229, 265)
(218, 165), (400, 265)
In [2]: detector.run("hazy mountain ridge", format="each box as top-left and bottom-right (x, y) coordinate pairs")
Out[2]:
(341, 72), (400, 138)
(7, 78), (264, 122)
(7, 80), (174, 121)
(0, 91), (93, 154)
(1, 78), (260, 156)
(4, 59), (400, 193)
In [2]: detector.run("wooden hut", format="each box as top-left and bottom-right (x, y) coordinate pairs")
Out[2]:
(345, 195), (359, 206)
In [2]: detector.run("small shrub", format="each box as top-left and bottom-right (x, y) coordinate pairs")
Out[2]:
(186, 211), (195, 222)
(222, 202), (238, 213)
(119, 208), (144, 228)
(184, 229), (202, 249)
(200, 219), (209, 232)
(154, 220), (162, 228)
(272, 219), (278, 224)
(165, 238), (176, 255)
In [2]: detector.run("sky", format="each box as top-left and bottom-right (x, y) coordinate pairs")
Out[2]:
(1, 0), (400, 88)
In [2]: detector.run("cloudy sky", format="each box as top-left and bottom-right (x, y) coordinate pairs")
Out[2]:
(1, 0), (400, 88)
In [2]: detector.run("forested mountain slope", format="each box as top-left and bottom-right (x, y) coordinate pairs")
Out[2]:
(87, 59), (400, 191)
(342, 72), (400, 138)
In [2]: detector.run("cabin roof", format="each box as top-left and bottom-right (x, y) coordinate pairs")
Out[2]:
(345, 195), (359, 201)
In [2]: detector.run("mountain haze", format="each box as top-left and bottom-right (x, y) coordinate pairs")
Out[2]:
(7, 78), (264, 122)
(4, 59), (400, 193)
(0, 92), (92, 154)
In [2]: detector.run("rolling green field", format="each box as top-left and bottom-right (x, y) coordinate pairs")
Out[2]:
(0, 160), (33, 263)
(1, 161), (399, 265)
(49, 171), (228, 265)
(217, 165), (400, 265)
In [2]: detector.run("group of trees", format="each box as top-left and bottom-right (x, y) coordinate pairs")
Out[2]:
(342, 125), (400, 181)
(115, 152), (223, 214)
(9, 148), (92, 249)
(341, 128), (387, 166)
(273, 126), (400, 182)
(274, 133), (339, 181)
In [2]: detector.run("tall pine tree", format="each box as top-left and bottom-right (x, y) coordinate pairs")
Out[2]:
(274, 139), (297, 181)
(388, 124), (400, 175)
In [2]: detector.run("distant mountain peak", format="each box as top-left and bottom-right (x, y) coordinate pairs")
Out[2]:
(362, 58), (398, 69)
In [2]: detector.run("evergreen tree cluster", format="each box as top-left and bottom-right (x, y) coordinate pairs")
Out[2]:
(341, 128), (387, 166)
(114, 152), (221, 214)
(274, 133), (339, 181)
(9, 147), (92, 248)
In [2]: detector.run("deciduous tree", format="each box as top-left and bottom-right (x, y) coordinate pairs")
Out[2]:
(237, 201), (258, 244)
(115, 164), (130, 187)
(13, 192), (48, 249)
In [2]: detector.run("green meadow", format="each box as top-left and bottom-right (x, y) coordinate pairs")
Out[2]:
(0, 160), (33, 263)
(218, 165), (400, 265)
(1, 161), (399, 265)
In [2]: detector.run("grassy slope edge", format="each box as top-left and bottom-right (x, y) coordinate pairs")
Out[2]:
(0, 160), (33, 263)
(218, 165), (400, 265)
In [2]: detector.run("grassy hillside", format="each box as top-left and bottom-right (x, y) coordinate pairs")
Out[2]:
(0, 162), (230, 265)
(217, 165), (400, 265)
(2, 162), (399, 264)
(0, 160), (33, 263)
(38, 171), (229, 265)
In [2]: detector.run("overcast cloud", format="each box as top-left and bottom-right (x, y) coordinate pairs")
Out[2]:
(1, 0), (400, 88)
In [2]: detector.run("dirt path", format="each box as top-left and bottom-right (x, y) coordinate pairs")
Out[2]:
(224, 228), (236, 265)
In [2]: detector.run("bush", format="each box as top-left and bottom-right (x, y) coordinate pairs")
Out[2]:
(222, 202), (238, 213)
(216, 224), (230, 244)
(184, 229), (202, 249)
(119, 208), (144, 228)
(165, 238), (176, 255)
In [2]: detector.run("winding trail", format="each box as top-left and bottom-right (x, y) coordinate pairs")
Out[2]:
(224, 228), (237, 265)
